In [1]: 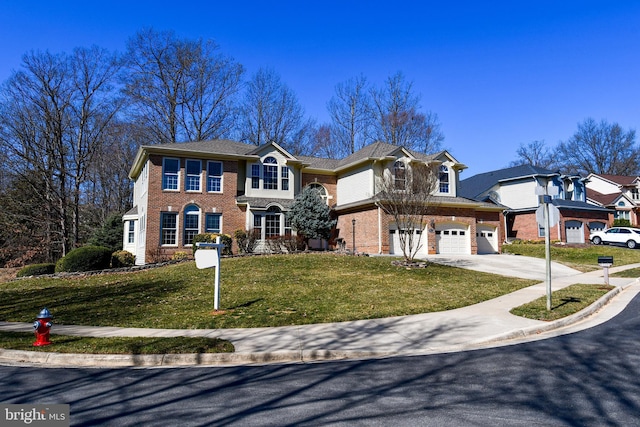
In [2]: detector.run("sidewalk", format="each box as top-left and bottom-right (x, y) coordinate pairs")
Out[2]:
(1, 257), (639, 367)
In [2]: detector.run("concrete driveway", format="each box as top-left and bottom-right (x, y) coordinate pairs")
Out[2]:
(425, 253), (582, 281)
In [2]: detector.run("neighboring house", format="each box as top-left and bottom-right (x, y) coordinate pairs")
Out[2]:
(459, 165), (611, 243)
(123, 139), (504, 265)
(585, 174), (640, 226)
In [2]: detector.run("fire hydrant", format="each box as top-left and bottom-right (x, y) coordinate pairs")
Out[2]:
(33, 307), (53, 346)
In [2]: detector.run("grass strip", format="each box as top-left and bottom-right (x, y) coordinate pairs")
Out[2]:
(0, 332), (234, 354)
(612, 267), (640, 278)
(510, 284), (614, 321)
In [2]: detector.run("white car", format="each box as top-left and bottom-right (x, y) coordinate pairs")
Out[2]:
(590, 227), (640, 249)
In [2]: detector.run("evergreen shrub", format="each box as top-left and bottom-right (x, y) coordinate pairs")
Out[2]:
(16, 263), (56, 277)
(55, 246), (113, 273)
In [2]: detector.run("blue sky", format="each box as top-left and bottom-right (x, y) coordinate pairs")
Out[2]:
(1, 1), (639, 177)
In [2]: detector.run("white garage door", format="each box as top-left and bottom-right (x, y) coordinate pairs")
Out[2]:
(477, 225), (498, 254)
(565, 220), (584, 244)
(436, 223), (470, 254)
(389, 226), (429, 259)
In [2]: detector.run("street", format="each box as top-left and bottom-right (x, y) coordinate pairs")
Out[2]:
(2, 294), (640, 426)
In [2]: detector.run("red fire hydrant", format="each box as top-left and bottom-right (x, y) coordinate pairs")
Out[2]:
(33, 307), (53, 346)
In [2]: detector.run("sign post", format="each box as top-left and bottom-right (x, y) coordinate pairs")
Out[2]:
(195, 237), (225, 311)
(536, 184), (559, 311)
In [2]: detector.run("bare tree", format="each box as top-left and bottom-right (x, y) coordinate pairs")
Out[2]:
(509, 140), (557, 169)
(557, 118), (640, 175)
(237, 67), (314, 154)
(370, 72), (444, 154)
(376, 161), (439, 262)
(123, 28), (243, 144)
(327, 75), (371, 156)
(0, 47), (120, 259)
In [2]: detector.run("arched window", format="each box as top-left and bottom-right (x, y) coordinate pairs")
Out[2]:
(183, 204), (200, 245)
(394, 161), (406, 190)
(439, 165), (450, 193)
(263, 156), (278, 189)
(308, 183), (329, 204)
(265, 206), (281, 238)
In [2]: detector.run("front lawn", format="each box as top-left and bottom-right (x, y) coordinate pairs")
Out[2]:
(502, 243), (640, 272)
(0, 254), (538, 329)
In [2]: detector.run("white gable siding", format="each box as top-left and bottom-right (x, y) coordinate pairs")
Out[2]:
(499, 179), (539, 209)
(338, 166), (374, 205)
(131, 161), (149, 265)
(586, 176), (620, 195)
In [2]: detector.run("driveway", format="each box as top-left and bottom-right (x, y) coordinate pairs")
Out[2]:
(425, 254), (582, 281)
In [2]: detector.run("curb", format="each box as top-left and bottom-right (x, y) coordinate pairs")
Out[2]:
(0, 281), (636, 368)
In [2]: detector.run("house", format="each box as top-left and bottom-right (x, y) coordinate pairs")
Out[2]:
(585, 174), (640, 226)
(123, 139), (504, 265)
(459, 165), (611, 243)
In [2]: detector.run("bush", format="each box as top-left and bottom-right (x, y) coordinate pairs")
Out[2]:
(613, 219), (631, 227)
(89, 213), (124, 252)
(234, 229), (260, 254)
(16, 263), (56, 277)
(55, 246), (113, 273)
(111, 250), (135, 268)
(192, 233), (232, 255)
(172, 251), (189, 261)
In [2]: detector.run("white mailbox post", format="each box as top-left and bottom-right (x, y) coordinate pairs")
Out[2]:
(195, 237), (225, 311)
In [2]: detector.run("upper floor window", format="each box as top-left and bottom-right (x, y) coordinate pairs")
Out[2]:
(162, 158), (179, 190)
(263, 157), (278, 190)
(251, 164), (260, 189)
(183, 205), (200, 245)
(185, 160), (201, 192)
(281, 166), (289, 191)
(207, 161), (223, 193)
(439, 165), (450, 193)
(632, 188), (640, 200)
(393, 161), (406, 190)
(308, 183), (329, 204)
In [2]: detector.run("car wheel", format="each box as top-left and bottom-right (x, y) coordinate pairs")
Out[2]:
(627, 240), (637, 249)
(592, 236), (602, 245)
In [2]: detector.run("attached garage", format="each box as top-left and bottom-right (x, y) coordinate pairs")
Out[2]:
(476, 225), (498, 254)
(435, 223), (470, 254)
(565, 220), (585, 244)
(389, 225), (429, 259)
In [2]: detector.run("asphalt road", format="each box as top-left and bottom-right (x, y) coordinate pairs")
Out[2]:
(3, 294), (640, 426)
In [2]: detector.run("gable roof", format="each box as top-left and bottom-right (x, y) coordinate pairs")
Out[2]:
(459, 164), (558, 200)
(587, 188), (632, 207)
(592, 174), (639, 187)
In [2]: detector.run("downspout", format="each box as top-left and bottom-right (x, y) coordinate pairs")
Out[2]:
(378, 204), (383, 254)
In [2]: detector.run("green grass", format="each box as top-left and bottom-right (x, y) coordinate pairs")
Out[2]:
(612, 267), (640, 278)
(510, 284), (614, 321)
(1, 254), (538, 329)
(502, 243), (640, 272)
(0, 332), (233, 354)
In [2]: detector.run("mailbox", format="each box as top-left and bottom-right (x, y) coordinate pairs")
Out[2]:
(598, 256), (613, 267)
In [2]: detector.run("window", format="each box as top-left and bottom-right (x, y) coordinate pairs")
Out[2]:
(394, 161), (406, 190)
(162, 158), (179, 190)
(185, 160), (201, 192)
(127, 221), (135, 244)
(183, 205), (200, 245)
(265, 206), (281, 237)
(251, 164), (260, 189)
(207, 161), (223, 193)
(281, 166), (289, 191)
(205, 213), (221, 233)
(263, 157), (278, 190)
(538, 224), (545, 238)
(284, 214), (292, 237)
(308, 183), (329, 204)
(161, 212), (178, 245)
(633, 188), (640, 200)
(615, 210), (630, 220)
(439, 165), (449, 193)
(253, 215), (262, 237)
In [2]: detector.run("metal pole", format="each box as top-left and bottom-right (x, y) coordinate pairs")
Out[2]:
(544, 201), (552, 311)
(214, 236), (221, 310)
